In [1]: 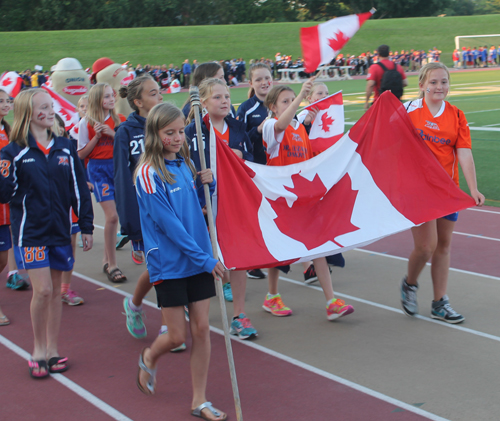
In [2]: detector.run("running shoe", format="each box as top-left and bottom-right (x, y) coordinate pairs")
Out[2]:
(326, 298), (354, 320)
(123, 297), (147, 338)
(116, 234), (129, 250)
(304, 264), (318, 284)
(62, 290), (84, 306)
(230, 313), (258, 339)
(158, 328), (187, 352)
(401, 276), (418, 316)
(223, 282), (233, 302)
(263, 293), (292, 316)
(6, 273), (30, 290)
(247, 269), (267, 279)
(431, 295), (464, 324)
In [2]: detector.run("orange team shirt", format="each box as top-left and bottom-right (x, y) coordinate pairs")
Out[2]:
(87, 114), (126, 160)
(262, 118), (313, 166)
(0, 126), (10, 225)
(214, 124), (230, 146)
(406, 98), (471, 186)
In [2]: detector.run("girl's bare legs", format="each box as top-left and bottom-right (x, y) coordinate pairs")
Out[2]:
(267, 267), (279, 295)
(132, 270), (151, 307)
(46, 269), (64, 364)
(100, 200), (123, 279)
(407, 221), (438, 286)
(230, 270), (247, 317)
(61, 234), (77, 290)
(430, 218), (455, 301)
(312, 257), (334, 302)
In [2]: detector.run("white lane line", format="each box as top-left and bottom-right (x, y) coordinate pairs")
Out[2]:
(465, 108), (500, 114)
(0, 334), (133, 421)
(454, 231), (500, 242)
(74, 272), (447, 421)
(279, 275), (500, 344)
(355, 248), (500, 282)
(467, 208), (500, 215)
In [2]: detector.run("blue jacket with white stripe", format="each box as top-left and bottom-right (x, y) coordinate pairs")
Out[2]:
(236, 95), (268, 164)
(0, 133), (93, 247)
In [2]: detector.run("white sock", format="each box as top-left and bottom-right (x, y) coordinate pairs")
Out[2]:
(128, 297), (142, 311)
(7, 270), (18, 277)
(267, 292), (280, 299)
(160, 325), (168, 334)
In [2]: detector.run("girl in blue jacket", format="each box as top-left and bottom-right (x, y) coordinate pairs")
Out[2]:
(185, 78), (258, 341)
(0, 88), (93, 378)
(134, 102), (226, 421)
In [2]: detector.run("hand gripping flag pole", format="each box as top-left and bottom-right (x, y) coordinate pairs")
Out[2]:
(189, 86), (244, 421)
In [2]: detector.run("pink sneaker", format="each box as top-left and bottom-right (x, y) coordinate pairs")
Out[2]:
(326, 298), (354, 320)
(62, 290), (84, 306)
(263, 294), (292, 317)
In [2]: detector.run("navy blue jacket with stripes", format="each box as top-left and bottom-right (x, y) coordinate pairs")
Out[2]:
(113, 112), (145, 241)
(235, 95), (268, 165)
(0, 133), (93, 247)
(185, 115), (253, 207)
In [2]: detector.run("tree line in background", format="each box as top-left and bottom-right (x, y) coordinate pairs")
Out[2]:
(1, 0), (499, 31)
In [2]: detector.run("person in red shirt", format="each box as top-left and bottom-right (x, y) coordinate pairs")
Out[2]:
(401, 62), (484, 324)
(364, 44), (408, 110)
(262, 79), (354, 321)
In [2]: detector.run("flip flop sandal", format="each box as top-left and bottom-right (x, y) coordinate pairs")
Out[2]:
(29, 360), (49, 379)
(0, 315), (10, 326)
(106, 267), (127, 283)
(137, 348), (156, 395)
(48, 356), (68, 373)
(131, 250), (145, 265)
(103, 263), (109, 274)
(191, 402), (227, 421)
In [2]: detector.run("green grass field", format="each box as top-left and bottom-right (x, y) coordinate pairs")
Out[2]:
(1, 14), (500, 71)
(163, 68), (500, 206)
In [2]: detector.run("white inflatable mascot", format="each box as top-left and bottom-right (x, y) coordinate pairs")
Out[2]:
(50, 58), (90, 106)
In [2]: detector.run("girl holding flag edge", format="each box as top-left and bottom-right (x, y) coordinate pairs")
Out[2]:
(134, 102), (227, 421)
(262, 78), (355, 321)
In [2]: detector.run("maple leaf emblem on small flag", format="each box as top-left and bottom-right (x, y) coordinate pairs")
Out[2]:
(0, 72), (23, 97)
(327, 31), (350, 52)
(1, 77), (11, 87)
(320, 113), (334, 133)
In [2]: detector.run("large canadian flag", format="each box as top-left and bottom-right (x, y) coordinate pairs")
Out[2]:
(0, 72), (23, 98)
(300, 9), (375, 73)
(304, 90), (344, 155)
(41, 84), (80, 131)
(211, 92), (475, 270)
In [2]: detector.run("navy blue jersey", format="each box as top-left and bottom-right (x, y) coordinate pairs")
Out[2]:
(0, 133), (93, 247)
(236, 95), (268, 164)
(113, 112), (146, 241)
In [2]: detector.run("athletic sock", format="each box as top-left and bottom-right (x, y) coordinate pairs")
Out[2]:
(267, 292), (280, 300)
(7, 270), (18, 277)
(128, 297), (142, 311)
(160, 325), (168, 334)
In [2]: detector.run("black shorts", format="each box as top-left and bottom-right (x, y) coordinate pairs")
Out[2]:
(154, 272), (216, 308)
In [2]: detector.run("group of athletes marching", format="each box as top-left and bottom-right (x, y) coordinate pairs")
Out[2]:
(0, 58), (483, 420)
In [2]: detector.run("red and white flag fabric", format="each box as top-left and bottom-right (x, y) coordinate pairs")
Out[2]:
(300, 9), (375, 73)
(0, 71), (23, 98)
(211, 92), (475, 270)
(166, 79), (181, 94)
(41, 84), (79, 131)
(304, 90), (344, 155)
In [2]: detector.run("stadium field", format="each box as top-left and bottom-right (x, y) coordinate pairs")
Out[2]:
(164, 68), (500, 206)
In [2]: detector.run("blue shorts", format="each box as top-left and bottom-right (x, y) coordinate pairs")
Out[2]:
(87, 159), (115, 202)
(442, 212), (459, 222)
(71, 222), (81, 235)
(14, 245), (74, 271)
(0, 225), (12, 252)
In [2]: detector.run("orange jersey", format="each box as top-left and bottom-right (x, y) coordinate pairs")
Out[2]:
(406, 99), (471, 186)
(214, 124), (230, 146)
(262, 118), (313, 166)
(85, 114), (126, 160)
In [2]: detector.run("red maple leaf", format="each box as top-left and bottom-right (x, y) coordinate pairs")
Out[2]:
(327, 30), (350, 52)
(1, 77), (12, 87)
(268, 172), (359, 250)
(320, 112), (334, 132)
(58, 108), (71, 121)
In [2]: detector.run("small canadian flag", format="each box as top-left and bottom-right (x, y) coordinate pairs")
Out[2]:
(166, 79), (181, 94)
(300, 9), (375, 73)
(0, 71), (23, 98)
